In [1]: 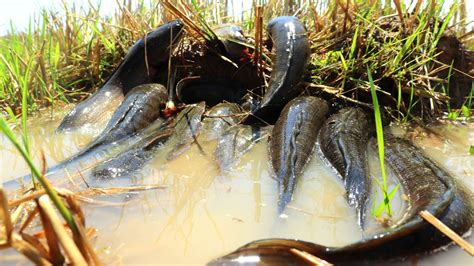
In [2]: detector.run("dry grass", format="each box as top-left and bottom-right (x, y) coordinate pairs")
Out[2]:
(0, 0), (472, 122)
(0, 188), (98, 265)
(0, 183), (167, 264)
(0, 0), (473, 263)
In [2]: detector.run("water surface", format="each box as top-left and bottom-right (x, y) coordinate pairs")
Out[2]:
(0, 111), (472, 265)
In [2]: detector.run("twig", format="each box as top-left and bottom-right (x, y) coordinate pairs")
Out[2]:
(254, 5), (264, 79)
(393, 0), (406, 33)
(20, 208), (39, 233)
(71, 215), (102, 266)
(9, 189), (46, 208)
(20, 233), (51, 262)
(290, 248), (333, 265)
(419, 210), (474, 256)
(335, 0), (353, 24)
(38, 196), (87, 265)
(37, 199), (65, 264)
(10, 233), (51, 265)
(0, 189), (13, 244)
(77, 185), (167, 196)
(408, 0), (423, 29)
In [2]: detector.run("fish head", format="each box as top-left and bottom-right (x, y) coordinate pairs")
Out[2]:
(142, 19), (185, 65)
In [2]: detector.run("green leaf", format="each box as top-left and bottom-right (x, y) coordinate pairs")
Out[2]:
(374, 184), (400, 217)
(0, 114), (79, 236)
(367, 66), (392, 217)
(447, 111), (459, 121)
(461, 105), (470, 118)
(469, 146), (474, 156)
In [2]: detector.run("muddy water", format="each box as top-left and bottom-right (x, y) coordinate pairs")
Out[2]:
(0, 108), (102, 182)
(0, 112), (472, 265)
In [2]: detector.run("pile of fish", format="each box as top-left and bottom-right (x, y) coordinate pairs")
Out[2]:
(6, 17), (472, 265)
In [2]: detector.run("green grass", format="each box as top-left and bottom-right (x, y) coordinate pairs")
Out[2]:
(0, 114), (80, 236)
(0, 0), (471, 122)
(0, 0), (471, 221)
(0, 0), (166, 119)
(309, 0), (472, 122)
(367, 66), (400, 217)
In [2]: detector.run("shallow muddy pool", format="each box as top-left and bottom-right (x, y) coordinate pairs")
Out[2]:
(0, 110), (472, 265)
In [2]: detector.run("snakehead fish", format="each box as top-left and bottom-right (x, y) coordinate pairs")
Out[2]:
(215, 125), (269, 172)
(318, 107), (371, 229)
(270, 96), (329, 213)
(57, 20), (184, 131)
(201, 102), (242, 141)
(93, 103), (206, 180)
(77, 83), (167, 155)
(208, 134), (473, 265)
(244, 16), (310, 124)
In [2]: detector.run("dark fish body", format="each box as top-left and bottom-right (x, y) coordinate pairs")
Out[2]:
(92, 103), (206, 179)
(57, 20), (184, 131)
(176, 77), (247, 107)
(215, 125), (269, 172)
(202, 103), (242, 141)
(80, 84), (167, 153)
(39, 83), (167, 173)
(4, 117), (171, 192)
(92, 125), (173, 181)
(209, 135), (473, 265)
(213, 25), (248, 62)
(164, 102), (206, 160)
(245, 16), (310, 124)
(318, 107), (371, 228)
(270, 96), (329, 213)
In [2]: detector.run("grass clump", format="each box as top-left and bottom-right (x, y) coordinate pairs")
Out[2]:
(0, 0), (170, 119)
(0, 101), (100, 264)
(0, 0), (472, 122)
(307, 0), (473, 122)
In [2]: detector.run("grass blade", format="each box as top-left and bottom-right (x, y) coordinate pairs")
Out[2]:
(367, 66), (392, 217)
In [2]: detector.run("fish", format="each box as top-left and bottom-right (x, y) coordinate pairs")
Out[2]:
(215, 125), (270, 172)
(201, 102), (242, 141)
(4, 117), (171, 192)
(176, 77), (248, 107)
(92, 125), (173, 181)
(240, 93), (259, 114)
(318, 107), (371, 229)
(208, 134), (473, 265)
(165, 102), (206, 160)
(57, 20), (184, 131)
(270, 96), (329, 213)
(37, 84), (166, 175)
(244, 16), (310, 124)
(72, 83), (167, 158)
(92, 102), (206, 180)
(213, 25), (248, 62)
